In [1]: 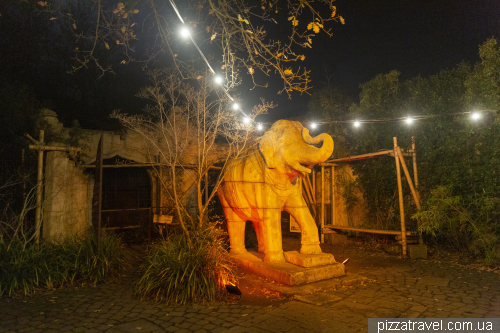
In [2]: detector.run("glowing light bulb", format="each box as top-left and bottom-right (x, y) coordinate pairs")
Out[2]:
(232, 103), (239, 111)
(180, 27), (190, 38)
(471, 112), (481, 121)
(214, 76), (223, 85)
(405, 117), (414, 125)
(243, 117), (251, 125)
(354, 121), (360, 128)
(257, 123), (263, 131)
(310, 123), (317, 129)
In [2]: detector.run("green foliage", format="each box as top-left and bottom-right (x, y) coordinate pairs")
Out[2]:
(412, 186), (500, 264)
(309, 39), (500, 261)
(0, 231), (128, 297)
(135, 223), (235, 304)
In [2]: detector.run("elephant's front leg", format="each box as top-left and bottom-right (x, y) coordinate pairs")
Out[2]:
(261, 208), (286, 263)
(285, 197), (322, 255)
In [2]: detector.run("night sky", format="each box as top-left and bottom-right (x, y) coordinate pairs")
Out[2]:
(1, 0), (499, 129)
(253, 0), (500, 122)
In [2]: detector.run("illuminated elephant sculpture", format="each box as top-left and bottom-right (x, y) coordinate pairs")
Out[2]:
(218, 120), (334, 263)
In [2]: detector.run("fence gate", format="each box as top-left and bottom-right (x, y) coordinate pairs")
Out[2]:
(100, 160), (152, 243)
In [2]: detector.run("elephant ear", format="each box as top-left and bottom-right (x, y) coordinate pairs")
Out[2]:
(259, 129), (278, 169)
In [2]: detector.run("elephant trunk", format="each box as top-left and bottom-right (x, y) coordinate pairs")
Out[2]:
(300, 128), (334, 164)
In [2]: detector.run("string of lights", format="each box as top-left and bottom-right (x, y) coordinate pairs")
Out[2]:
(167, 1), (498, 133)
(169, 0), (247, 117)
(306, 109), (498, 130)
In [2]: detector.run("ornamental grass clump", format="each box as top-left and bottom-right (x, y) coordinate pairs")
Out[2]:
(412, 186), (500, 264)
(0, 230), (128, 297)
(135, 224), (235, 304)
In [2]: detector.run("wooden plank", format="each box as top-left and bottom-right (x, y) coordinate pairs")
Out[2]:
(324, 225), (417, 236)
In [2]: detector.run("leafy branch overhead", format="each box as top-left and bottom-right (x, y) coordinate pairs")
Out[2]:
(36, 0), (344, 95)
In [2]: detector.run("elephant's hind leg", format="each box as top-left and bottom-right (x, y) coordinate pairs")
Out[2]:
(223, 208), (248, 254)
(251, 220), (265, 253)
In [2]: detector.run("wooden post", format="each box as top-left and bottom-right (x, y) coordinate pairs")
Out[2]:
(34, 130), (44, 246)
(27, 131), (82, 246)
(321, 165), (325, 243)
(159, 155), (163, 215)
(393, 137), (407, 256)
(396, 147), (421, 210)
(302, 175), (317, 217)
(411, 137), (423, 245)
(148, 207), (152, 245)
(412, 136), (419, 201)
(397, 146), (424, 246)
(312, 170), (316, 202)
(330, 165), (336, 226)
(21, 148), (27, 231)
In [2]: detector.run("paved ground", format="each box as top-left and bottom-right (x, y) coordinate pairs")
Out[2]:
(1, 238), (499, 333)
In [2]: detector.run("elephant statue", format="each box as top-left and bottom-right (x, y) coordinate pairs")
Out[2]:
(217, 120), (334, 263)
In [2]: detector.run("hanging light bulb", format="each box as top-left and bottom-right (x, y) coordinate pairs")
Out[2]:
(471, 111), (481, 121)
(310, 122), (317, 129)
(354, 120), (360, 128)
(180, 27), (190, 38)
(405, 117), (414, 125)
(232, 103), (239, 111)
(257, 123), (263, 131)
(243, 117), (251, 125)
(214, 76), (223, 85)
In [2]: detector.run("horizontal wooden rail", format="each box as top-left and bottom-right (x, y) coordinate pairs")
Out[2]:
(102, 225), (141, 230)
(324, 225), (417, 236)
(82, 163), (222, 170)
(325, 149), (411, 164)
(101, 208), (150, 212)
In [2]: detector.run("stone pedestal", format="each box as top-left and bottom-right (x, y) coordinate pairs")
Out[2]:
(231, 251), (345, 286)
(284, 251), (336, 267)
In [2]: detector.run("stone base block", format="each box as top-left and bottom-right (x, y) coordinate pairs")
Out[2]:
(408, 244), (428, 259)
(324, 233), (348, 245)
(231, 252), (345, 286)
(284, 251), (336, 267)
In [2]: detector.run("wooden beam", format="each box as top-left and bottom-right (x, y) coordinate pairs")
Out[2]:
(326, 150), (392, 163)
(29, 145), (81, 152)
(331, 166), (336, 226)
(396, 147), (421, 210)
(394, 137), (407, 256)
(324, 225), (417, 236)
(34, 130), (44, 246)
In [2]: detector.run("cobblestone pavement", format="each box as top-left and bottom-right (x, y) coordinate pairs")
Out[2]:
(1, 239), (499, 333)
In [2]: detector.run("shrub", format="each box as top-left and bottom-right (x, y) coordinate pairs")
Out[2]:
(412, 186), (500, 264)
(135, 223), (235, 304)
(0, 230), (128, 297)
